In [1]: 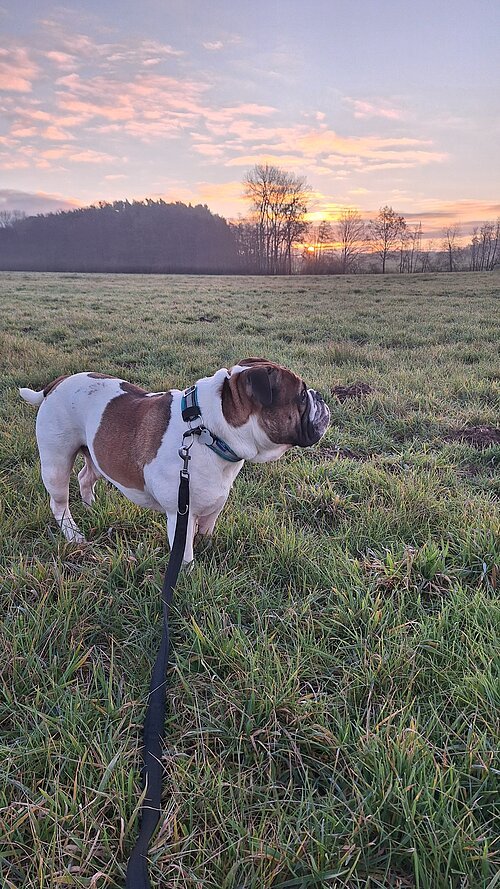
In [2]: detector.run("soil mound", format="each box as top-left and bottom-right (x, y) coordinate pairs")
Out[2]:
(446, 426), (500, 449)
(331, 382), (375, 401)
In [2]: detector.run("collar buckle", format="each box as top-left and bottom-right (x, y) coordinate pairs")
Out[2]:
(180, 384), (242, 463)
(181, 385), (202, 423)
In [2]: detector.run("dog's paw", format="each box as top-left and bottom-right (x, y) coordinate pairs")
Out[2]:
(64, 529), (86, 545)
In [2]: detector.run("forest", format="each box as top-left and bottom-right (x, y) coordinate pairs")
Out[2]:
(0, 200), (240, 273)
(0, 165), (498, 275)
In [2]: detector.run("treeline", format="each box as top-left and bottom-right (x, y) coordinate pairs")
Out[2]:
(233, 166), (499, 275)
(0, 200), (240, 273)
(0, 166), (498, 275)
(300, 211), (500, 275)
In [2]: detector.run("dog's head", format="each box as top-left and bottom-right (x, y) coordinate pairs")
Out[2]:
(222, 357), (330, 454)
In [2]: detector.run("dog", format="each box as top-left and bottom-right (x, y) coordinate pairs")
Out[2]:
(19, 358), (330, 563)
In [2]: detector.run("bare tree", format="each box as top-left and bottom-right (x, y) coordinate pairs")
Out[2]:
(399, 222), (422, 273)
(243, 164), (310, 274)
(469, 227), (480, 271)
(469, 219), (500, 271)
(336, 208), (365, 274)
(231, 219), (260, 272)
(484, 218), (500, 270)
(442, 224), (461, 272)
(369, 205), (406, 273)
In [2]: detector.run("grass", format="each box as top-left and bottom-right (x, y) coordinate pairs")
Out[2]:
(0, 270), (499, 889)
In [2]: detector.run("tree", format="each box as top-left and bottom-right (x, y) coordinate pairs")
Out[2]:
(399, 222), (422, 273)
(231, 219), (260, 272)
(0, 200), (240, 273)
(336, 208), (365, 274)
(469, 219), (500, 271)
(243, 164), (310, 274)
(301, 219), (334, 273)
(369, 205), (406, 273)
(442, 224), (461, 272)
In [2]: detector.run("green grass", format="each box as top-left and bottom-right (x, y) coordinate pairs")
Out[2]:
(0, 271), (499, 889)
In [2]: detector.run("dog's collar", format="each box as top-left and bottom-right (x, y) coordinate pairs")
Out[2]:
(181, 385), (242, 463)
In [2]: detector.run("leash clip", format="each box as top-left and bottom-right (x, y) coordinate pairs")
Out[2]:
(179, 430), (195, 473)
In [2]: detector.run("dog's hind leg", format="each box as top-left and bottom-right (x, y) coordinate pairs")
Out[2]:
(39, 445), (85, 543)
(78, 446), (101, 507)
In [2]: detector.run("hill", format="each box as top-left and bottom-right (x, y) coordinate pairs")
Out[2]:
(0, 200), (240, 273)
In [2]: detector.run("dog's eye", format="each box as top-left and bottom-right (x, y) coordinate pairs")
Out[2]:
(301, 389), (308, 401)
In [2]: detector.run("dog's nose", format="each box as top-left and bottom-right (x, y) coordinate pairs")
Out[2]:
(309, 390), (330, 431)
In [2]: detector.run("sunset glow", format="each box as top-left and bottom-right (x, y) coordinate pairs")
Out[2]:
(1, 1), (498, 236)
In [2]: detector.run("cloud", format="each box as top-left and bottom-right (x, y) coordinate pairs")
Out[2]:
(303, 194), (500, 238)
(41, 125), (76, 141)
(344, 97), (405, 120)
(0, 46), (38, 92)
(202, 34), (241, 51)
(39, 20), (183, 68)
(403, 199), (500, 224)
(214, 125), (446, 176)
(53, 72), (210, 139)
(153, 179), (247, 218)
(0, 188), (78, 215)
(44, 50), (78, 71)
(226, 153), (308, 169)
(37, 145), (118, 164)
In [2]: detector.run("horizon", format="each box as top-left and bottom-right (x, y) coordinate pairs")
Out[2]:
(1, 0), (499, 240)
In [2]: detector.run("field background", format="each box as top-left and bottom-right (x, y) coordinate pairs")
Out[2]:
(0, 271), (498, 889)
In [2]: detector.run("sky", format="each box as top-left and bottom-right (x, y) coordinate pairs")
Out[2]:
(1, 0), (499, 238)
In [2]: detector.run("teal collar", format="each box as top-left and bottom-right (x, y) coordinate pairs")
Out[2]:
(181, 385), (242, 463)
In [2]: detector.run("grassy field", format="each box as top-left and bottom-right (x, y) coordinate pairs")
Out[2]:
(0, 271), (498, 889)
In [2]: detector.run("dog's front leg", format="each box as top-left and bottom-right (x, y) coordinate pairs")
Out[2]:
(166, 511), (196, 568)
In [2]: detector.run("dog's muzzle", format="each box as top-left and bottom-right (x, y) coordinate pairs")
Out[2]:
(299, 390), (330, 447)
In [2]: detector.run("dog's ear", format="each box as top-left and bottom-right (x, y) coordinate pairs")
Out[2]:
(244, 365), (274, 407)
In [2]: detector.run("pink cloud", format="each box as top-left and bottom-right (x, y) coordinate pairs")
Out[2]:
(70, 149), (117, 163)
(32, 145), (118, 165)
(44, 50), (78, 71)
(39, 20), (183, 67)
(10, 125), (38, 138)
(0, 47), (38, 92)
(54, 72), (208, 137)
(42, 125), (76, 141)
(344, 97), (405, 120)
(209, 124), (446, 175)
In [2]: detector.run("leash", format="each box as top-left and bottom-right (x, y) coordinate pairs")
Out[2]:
(125, 386), (240, 886)
(125, 440), (191, 888)
(125, 385), (242, 889)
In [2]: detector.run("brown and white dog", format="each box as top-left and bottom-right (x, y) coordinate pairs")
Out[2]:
(19, 358), (330, 563)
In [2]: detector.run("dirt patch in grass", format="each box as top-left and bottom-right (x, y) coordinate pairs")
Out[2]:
(312, 444), (368, 462)
(446, 425), (500, 448)
(331, 381), (375, 401)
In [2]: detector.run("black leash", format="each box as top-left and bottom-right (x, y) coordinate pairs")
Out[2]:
(125, 448), (191, 887)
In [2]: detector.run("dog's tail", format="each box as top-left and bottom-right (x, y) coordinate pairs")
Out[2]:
(19, 387), (45, 407)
